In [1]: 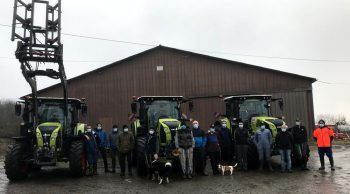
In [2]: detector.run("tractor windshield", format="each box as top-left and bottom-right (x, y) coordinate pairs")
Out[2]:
(37, 102), (73, 126)
(145, 100), (179, 128)
(239, 99), (268, 122)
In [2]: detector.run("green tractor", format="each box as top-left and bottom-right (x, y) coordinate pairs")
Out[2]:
(5, 97), (88, 181)
(215, 94), (285, 168)
(129, 96), (193, 175)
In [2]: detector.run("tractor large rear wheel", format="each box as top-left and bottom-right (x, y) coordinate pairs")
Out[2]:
(69, 140), (87, 177)
(247, 140), (259, 169)
(4, 142), (30, 181)
(136, 136), (147, 176)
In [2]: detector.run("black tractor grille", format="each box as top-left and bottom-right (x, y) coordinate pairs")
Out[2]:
(38, 126), (57, 134)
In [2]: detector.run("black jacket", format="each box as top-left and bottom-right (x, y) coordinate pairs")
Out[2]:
(291, 125), (308, 144)
(234, 128), (249, 145)
(218, 127), (233, 148)
(275, 131), (293, 150)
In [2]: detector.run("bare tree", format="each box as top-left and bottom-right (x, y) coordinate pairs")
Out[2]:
(316, 113), (348, 125)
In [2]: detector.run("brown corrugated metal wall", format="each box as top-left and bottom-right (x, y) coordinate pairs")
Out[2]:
(38, 46), (315, 135)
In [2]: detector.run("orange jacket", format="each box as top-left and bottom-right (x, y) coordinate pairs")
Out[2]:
(313, 127), (334, 147)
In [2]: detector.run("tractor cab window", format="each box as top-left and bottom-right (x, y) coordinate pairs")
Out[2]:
(239, 99), (268, 122)
(37, 102), (73, 128)
(145, 100), (179, 128)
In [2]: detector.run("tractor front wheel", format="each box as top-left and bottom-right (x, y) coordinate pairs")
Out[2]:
(4, 142), (30, 181)
(69, 140), (87, 177)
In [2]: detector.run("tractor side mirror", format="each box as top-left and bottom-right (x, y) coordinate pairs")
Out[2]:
(81, 104), (88, 117)
(131, 102), (137, 114)
(15, 102), (22, 116)
(188, 101), (194, 112)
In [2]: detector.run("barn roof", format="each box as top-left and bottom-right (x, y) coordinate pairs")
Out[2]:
(37, 45), (317, 94)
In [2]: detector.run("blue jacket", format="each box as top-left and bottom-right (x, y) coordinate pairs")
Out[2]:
(95, 128), (110, 148)
(192, 128), (207, 148)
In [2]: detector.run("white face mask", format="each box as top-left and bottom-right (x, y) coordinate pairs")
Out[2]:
(281, 128), (287, 132)
(210, 128), (215, 132)
(124, 128), (129, 132)
(319, 124), (325, 128)
(261, 125), (266, 130)
(193, 124), (199, 129)
(86, 128), (92, 133)
(222, 124), (227, 128)
(97, 126), (102, 130)
(296, 122), (301, 126)
(149, 130), (154, 135)
(238, 124), (244, 129)
(112, 128), (118, 132)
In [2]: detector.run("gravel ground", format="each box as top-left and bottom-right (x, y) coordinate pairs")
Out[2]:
(0, 145), (349, 194)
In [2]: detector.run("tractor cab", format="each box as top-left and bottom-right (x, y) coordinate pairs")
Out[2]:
(222, 94), (284, 137)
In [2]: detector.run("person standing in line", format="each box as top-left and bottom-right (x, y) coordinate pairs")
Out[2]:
(254, 123), (273, 171)
(218, 121), (233, 165)
(118, 125), (135, 177)
(234, 121), (249, 171)
(109, 124), (121, 173)
(94, 123), (110, 173)
(291, 119), (309, 170)
(192, 120), (208, 176)
(175, 123), (195, 179)
(145, 128), (158, 180)
(276, 125), (293, 173)
(206, 124), (221, 175)
(84, 125), (98, 176)
(313, 119), (335, 171)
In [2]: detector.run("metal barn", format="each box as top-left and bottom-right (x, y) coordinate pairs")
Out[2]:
(37, 46), (316, 134)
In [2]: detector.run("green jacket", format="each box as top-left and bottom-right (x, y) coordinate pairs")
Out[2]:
(117, 131), (135, 153)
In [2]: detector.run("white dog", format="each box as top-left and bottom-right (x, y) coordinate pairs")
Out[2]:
(218, 163), (238, 175)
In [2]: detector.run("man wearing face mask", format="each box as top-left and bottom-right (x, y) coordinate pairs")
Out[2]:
(234, 121), (249, 171)
(206, 124), (221, 175)
(175, 123), (195, 179)
(291, 119), (309, 170)
(192, 120), (208, 176)
(94, 123), (110, 173)
(117, 125), (135, 177)
(145, 128), (158, 180)
(313, 120), (335, 171)
(109, 124), (121, 173)
(218, 121), (233, 165)
(84, 125), (98, 176)
(254, 123), (273, 171)
(276, 125), (293, 173)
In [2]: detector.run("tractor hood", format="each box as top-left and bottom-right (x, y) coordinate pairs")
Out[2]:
(36, 122), (61, 148)
(159, 118), (181, 131)
(251, 116), (285, 137)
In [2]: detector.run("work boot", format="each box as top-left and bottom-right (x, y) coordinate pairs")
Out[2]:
(93, 164), (98, 175)
(259, 161), (264, 171)
(87, 166), (93, 176)
(187, 172), (192, 179)
(329, 157), (335, 171)
(319, 157), (325, 170)
(183, 173), (187, 179)
(267, 160), (273, 172)
(202, 171), (208, 176)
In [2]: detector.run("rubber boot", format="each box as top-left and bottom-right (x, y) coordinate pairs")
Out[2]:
(87, 166), (93, 176)
(319, 157), (325, 170)
(267, 160), (273, 172)
(329, 157), (335, 171)
(259, 160), (264, 171)
(93, 164), (98, 175)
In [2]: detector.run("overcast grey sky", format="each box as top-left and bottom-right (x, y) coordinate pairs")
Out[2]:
(0, 0), (349, 121)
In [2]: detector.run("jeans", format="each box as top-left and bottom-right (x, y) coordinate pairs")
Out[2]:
(179, 147), (193, 174)
(279, 149), (291, 171)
